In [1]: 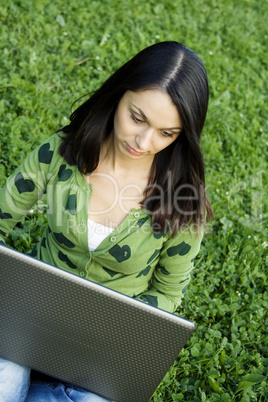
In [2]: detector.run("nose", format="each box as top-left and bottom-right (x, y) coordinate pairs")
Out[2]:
(135, 128), (154, 151)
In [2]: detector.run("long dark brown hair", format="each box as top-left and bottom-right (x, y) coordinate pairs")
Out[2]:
(59, 41), (213, 236)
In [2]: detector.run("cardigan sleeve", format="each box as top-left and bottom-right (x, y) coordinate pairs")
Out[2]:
(0, 135), (59, 245)
(134, 227), (203, 313)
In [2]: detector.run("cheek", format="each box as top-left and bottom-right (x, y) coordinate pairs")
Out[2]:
(113, 109), (120, 132)
(116, 112), (132, 136)
(166, 136), (179, 149)
(154, 138), (175, 153)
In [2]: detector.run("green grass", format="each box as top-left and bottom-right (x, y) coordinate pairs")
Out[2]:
(0, 0), (267, 400)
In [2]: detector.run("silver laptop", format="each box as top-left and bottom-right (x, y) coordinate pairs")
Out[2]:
(0, 245), (195, 402)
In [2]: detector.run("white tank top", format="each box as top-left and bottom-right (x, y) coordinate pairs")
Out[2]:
(87, 219), (115, 251)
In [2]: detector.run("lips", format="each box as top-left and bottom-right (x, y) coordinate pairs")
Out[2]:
(125, 142), (145, 156)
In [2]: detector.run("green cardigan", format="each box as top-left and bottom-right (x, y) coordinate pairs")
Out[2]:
(0, 134), (203, 313)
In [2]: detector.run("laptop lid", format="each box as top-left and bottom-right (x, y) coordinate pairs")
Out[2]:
(0, 245), (195, 402)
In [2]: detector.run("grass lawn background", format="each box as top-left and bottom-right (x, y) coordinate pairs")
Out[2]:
(0, 0), (267, 400)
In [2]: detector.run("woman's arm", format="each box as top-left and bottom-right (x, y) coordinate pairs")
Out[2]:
(0, 135), (60, 245)
(134, 227), (203, 313)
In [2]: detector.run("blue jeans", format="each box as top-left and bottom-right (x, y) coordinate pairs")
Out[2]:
(0, 358), (30, 401)
(0, 358), (110, 401)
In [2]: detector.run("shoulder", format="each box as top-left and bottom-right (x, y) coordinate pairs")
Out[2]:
(16, 133), (70, 181)
(35, 133), (66, 168)
(161, 225), (204, 259)
(38, 133), (62, 155)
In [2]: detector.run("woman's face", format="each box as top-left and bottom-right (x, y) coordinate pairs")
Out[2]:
(113, 90), (182, 161)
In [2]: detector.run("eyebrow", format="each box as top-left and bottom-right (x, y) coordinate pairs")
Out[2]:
(131, 104), (182, 131)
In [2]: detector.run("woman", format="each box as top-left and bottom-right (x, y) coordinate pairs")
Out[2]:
(0, 41), (212, 401)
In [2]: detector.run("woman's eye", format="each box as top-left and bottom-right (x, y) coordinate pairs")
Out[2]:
(131, 113), (144, 124)
(161, 131), (174, 138)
